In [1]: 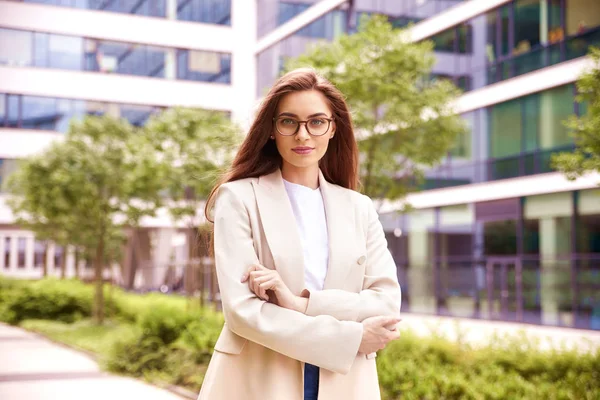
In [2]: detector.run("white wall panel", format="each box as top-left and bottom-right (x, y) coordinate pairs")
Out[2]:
(0, 1), (234, 52)
(0, 66), (233, 111)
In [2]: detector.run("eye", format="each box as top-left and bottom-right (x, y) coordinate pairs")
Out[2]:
(309, 118), (326, 126)
(281, 118), (297, 125)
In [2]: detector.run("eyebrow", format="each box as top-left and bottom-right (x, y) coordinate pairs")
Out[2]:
(277, 112), (329, 118)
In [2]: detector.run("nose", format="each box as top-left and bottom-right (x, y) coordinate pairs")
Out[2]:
(296, 123), (310, 140)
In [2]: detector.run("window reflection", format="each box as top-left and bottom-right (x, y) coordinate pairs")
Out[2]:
(177, 50), (231, 83)
(85, 40), (166, 78)
(1, 94), (163, 132)
(1, 27), (231, 83)
(0, 28), (33, 66)
(178, 0), (231, 25)
(20, 0), (232, 23)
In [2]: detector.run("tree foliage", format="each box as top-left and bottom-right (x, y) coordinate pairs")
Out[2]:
(552, 46), (600, 180)
(5, 108), (241, 322)
(142, 108), (241, 223)
(283, 15), (467, 200)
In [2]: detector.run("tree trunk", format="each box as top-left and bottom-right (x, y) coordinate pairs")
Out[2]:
(74, 249), (80, 280)
(93, 235), (105, 325)
(60, 250), (67, 279)
(42, 242), (48, 278)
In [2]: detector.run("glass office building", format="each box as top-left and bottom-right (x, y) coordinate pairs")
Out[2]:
(1, 0), (599, 329)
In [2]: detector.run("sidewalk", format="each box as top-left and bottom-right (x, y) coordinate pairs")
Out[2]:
(0, 323), (189, 400)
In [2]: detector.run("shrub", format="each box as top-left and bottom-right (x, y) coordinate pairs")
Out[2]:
(377, 331), (600, 400)
(0, 279), (95, 324)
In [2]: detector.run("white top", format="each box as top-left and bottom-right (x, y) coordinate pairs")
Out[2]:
(283, 179), (329, 292)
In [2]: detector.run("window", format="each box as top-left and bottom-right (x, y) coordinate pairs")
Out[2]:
(3, 237), (9, 269)
(514, 0), (541, 55)
(565, 0), (600, 36)
(22, 96), (59, 130)
(0, 29), (33, 66)
(17, 238), (26, 268)
(177, 50), (231, 83)
(48, 34), (83, 70)
(177, 0), (231, 25)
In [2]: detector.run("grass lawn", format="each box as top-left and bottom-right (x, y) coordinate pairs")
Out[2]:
(20, 318), (137, 359)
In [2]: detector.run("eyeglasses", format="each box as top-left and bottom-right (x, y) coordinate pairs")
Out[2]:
(273, 116), (334, 137)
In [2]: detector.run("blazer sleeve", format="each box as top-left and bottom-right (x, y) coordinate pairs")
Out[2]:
(303, 195), (402, 322)
(213, 184), (363, 374)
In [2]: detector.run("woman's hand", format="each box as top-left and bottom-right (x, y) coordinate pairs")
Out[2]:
(241, 264), (308, 313)
(358, 316), (401, 355)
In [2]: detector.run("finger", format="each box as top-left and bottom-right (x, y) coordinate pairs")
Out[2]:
(258, 285), (269, 301)
(242, 265), (259, 282)
(254, 274), (275, 285)
(259, 278), (277, 290)
(377, 316), (402, 327)
(250, 270), (271, 279)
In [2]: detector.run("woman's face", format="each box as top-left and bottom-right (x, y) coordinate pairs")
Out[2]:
(272, 90), (335, 173)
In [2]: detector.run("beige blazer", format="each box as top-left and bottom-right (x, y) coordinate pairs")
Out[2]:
(198, 169), (401, 400)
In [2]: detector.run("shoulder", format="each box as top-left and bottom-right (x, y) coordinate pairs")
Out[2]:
(215, 177), (258, 207)
(219, 176), (258, 195)
(328, 182), (374, 212)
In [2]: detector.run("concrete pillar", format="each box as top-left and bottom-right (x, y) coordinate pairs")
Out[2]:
(407, 210), (436, 313)
(540, 217), (571, 325)
(165, 48), (177, 80)
(25, 236), (34, 271)
(65, 245), (76, 278)
(231, 0), (258, 130)
(0, 234), (5, 270)
(166, 0), (177, 20)
(9, 235), (18, 272)
(164, 0), (177, 82)
(525, 192), (573, 325)
(47, 243), (56, 276)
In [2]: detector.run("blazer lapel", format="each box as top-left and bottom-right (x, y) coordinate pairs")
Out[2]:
(251, 169), (305, 294)
(318, 170), (357, 290)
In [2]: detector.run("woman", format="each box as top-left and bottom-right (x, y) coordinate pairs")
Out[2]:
(199, 68), (402, 400)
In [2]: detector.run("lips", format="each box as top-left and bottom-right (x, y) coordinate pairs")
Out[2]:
(292, 147), (314, 155)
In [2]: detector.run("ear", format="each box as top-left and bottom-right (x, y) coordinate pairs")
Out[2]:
(329, 120), (336, 139)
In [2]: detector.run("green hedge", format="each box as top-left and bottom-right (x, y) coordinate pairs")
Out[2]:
(1, 276), (598, 399)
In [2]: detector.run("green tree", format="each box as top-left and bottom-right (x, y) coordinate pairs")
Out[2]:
(6, 115), (167, 324)
(552, 47), (600, 180)
(284, 15), (467, 200)
(142, 108), (241, 302)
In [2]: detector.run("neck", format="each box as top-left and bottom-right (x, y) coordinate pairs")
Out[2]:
(281, 164), (320, 189)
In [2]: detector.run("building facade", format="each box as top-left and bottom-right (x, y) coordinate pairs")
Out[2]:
(1, 0), (599, 329)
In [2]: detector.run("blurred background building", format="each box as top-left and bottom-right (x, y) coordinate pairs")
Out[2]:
(1, 0), (599, 329)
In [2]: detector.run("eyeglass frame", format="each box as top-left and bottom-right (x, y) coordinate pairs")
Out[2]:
(272, 115), (334, 137)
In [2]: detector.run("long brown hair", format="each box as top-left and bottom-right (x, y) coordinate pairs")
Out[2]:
(204, 68), (359, 222)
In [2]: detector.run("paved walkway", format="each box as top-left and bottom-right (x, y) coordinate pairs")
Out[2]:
(0, 323), (188, 400)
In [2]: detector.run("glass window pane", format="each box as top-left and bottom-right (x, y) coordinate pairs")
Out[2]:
(514, 0), (541, 55)
(0, 94), (5, 125)
(489, 100), (522, 158)
(522, 93), (539, 152)
(22, 96), (58, 130)
(538, 85), (575, 149)
(178, 0), (230, 25)
(0, 29), (33, 66)
(432, 28), (456, 52)
(565, 0), (600, 36)
(34, 32), (49, 67)
(48, 34), (83, 70)
(0, 159), (18, 192)
(178, 50), (231, 83)
(119, 104), (158, 126)
(7, 95), (19, 128)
